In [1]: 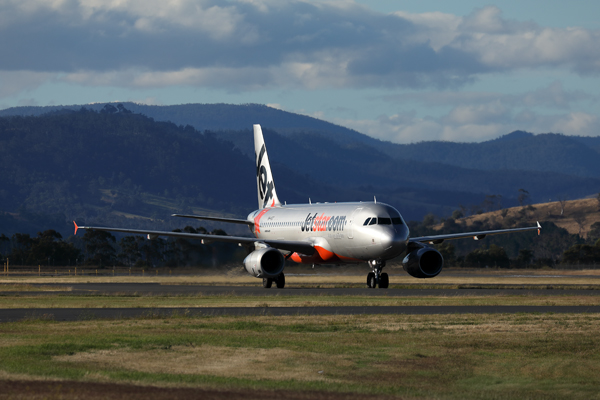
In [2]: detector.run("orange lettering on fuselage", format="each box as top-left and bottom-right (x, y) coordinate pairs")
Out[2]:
(301, 213), (346, 232)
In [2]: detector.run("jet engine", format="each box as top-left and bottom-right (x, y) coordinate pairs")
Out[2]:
(402, 244), (443, 278)
(243, 247), (285, 278)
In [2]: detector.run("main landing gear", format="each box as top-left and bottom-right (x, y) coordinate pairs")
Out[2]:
(263, 273), (285, 289)
(367, 260), (389, 289)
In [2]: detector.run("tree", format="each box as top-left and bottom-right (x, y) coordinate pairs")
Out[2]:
(421, 213), (437, 228)
(0, 234), (9, 259)
(465, 245), (510, 268)
(7, 230), (79, 266)
(436, 243), (456, 267)
(9, 233), (33, 265)
(588, 222), (600, 243)
(518, 189), (530, 207)
(516, 249), (533, 267)
(82, 230), (116, 267)
(482, 194), (502, 212)
(451, 209), (464, 220)
(558, 195), (568, 217)
(574, 214), (587, 237)
(118, 236), (142, 267)
(27, 230), (80, 266)
(562, 241), (600, 265)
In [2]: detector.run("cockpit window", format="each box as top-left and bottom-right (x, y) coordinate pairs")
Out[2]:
(378, 217), (392, 225)
(369, 218), (377, 225)
(363, 218), (371, 226)
(388, 208), (404, 225)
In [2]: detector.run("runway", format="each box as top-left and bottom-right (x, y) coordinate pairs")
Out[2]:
(10, 282), (600, 297)
(1, 282), (600, 322)
(3, 305), (600, 323)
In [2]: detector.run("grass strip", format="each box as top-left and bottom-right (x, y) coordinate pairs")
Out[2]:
(1, 314), (600, 399)
(1, 293), (600, 308)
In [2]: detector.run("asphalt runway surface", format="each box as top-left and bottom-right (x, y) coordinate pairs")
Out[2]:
(3, 305), (600, 323)
(9, 282), (600, 297)
(1, 282), (600, 322)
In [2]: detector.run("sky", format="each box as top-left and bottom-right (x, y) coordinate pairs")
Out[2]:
(1, 0), (599, 143)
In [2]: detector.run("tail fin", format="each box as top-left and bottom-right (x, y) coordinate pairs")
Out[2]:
(254, 124), (281, 209)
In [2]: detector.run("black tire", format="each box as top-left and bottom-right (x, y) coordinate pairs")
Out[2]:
(276, 273), (285, 288)
(367, 272), (375, 288)
(263, 278), (273, 288)
(379, 273), (389, 289)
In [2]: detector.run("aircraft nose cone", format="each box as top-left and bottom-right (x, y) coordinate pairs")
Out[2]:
(380, 226), (408, 258)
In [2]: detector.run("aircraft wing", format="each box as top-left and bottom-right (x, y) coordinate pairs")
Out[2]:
(171, 214), (254, 226)
(410, 222), (541, 245)
(73, 222), (315, 255)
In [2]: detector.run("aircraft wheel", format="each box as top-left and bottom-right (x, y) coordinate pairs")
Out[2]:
(276, 273), (285, 289)
(367, 272), (377, 289)
(263, 278), (273, 288)
(379, 273), (389, 289)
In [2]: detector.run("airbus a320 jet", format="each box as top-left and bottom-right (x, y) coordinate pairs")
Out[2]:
(74, 124), (541, 288)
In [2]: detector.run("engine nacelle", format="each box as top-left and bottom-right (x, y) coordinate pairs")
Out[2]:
(402, 246), (443, 278)
(243, 248), (285, 278)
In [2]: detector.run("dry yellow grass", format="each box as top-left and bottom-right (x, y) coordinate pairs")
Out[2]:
(55, 345), (343, 383)
(457, 197), (600, 237)
(3, 268), (600, 286)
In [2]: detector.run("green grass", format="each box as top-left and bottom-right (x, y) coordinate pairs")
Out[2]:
(2, 313), (600, 399)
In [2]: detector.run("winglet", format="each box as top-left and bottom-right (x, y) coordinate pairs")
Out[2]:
(537, 221), (542, 235)
(73, 221), (79, 235)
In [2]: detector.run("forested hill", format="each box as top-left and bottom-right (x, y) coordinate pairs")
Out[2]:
(1, 105), (600, 236)
(3, 103), (600, 179)
(0, 103), (376, 148)
(377, 131), (600, 178)
(0, 108), (255, 235)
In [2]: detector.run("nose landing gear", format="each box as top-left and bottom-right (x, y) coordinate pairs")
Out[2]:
(367, 260), (389, 289)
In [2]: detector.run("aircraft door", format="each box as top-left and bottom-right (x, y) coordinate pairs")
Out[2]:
(348, 208), (362, 239)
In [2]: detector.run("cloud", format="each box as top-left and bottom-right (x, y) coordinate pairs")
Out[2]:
(1, 1), (599, 91)
(552, 112), (600, 136)
(382, 81), (595, 110)
(333, 83), (600, 143)
(0, 70), (55, 98)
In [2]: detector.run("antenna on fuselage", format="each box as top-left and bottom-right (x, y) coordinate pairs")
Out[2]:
(374, 196), (377, 203)
(309, 198), (312, 204)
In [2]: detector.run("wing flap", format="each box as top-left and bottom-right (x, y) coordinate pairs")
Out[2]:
(74, 224), (315, 256)
(410, 222), (541, 245)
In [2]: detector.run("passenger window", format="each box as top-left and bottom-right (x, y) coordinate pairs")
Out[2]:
(369, 218), (377, 225)
(363, 218), (371, 225)
(378, 217), (392, 225)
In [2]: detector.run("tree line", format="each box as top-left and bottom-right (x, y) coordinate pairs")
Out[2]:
(2, 219), (600, 269)
(0, 226), (246, 269)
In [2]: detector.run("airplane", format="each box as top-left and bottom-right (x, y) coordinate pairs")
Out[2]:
(74, 124), (541, 289)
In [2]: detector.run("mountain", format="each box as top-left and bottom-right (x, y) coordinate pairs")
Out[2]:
(0, 108), (478, 235)
(0, 102), (378, 147)
(378, 131), (600, 178)
(1, 103), (599, 236)
(4, 103), (600, 180)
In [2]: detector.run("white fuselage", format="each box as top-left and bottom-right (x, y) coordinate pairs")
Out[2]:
(247, 202), (409, 264)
